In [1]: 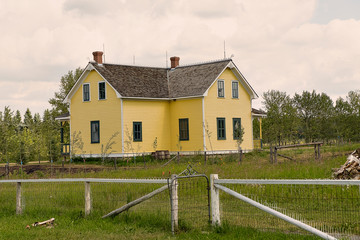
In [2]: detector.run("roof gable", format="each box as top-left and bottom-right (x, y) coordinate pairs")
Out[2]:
(64, 59), (258, 102)
(64, 63), (121, 103)
(168, 60), (230, 98)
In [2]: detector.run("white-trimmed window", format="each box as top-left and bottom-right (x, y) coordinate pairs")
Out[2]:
(218, 80), (225, 98)
(232, 81), (239, 99)
(83, 83), (90, 102)
(99, 82), (106, 100)
(91, 121), (100, 143)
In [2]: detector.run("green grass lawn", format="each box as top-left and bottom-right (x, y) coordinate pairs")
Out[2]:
(0, 215), (319, 240)
(1, 143), (358, 240)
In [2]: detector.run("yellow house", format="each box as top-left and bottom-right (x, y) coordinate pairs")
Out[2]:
(61, 51), (259, 157)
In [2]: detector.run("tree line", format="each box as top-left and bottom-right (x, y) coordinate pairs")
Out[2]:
(259, 89), (360, 145)
(0, 107), (60, 164)
(0, 68), (82, 164)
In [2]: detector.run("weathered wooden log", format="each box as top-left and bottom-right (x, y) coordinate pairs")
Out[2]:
(277, 153), (295, 161)
(102, 185), (168, 218)
(32, 218), (55, 227)
(162, 155), (177, 167)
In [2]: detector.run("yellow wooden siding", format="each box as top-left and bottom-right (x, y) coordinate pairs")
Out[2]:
(122, 99), (171, 153)
(70, 71), (122, 155)
(169, 98), (203, 151)
(204, 68), (253, 151)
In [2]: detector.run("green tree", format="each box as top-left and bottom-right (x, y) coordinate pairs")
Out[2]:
(334, 97), (352, 143)
(293, 91), (334, 143)
(23, 108), (34, 127)
(262, 90), (298, 145)
(42, 109), (60, 162)
(0, 107), (16, 164)
(49, 67), (83, 116)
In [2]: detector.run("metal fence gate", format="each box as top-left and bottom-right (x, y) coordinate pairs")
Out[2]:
(168, 166), (210, 234)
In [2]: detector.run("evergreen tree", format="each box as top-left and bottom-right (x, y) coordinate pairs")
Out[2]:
(24, 108), (34, 127)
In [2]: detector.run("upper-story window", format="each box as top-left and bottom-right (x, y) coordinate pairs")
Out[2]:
(218, 80), (225, 98)
(232, 81), (239, 99)
(83, 83), (90, 102)
(99, 82), (106, 100)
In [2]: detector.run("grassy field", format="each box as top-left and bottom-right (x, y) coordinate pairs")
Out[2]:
(0, 143), (358, 239)
(0, 215), (320, 240)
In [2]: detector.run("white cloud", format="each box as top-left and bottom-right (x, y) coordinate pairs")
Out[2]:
(0, 0), (359, 114)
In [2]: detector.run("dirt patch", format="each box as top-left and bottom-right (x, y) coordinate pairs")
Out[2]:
(0, 164), (111, 177)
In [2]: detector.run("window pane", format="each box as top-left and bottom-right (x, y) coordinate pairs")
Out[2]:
(99, 82), (106, 100)
(218, 80), (224, 97)
(233, 118), (241, 140)
(217, 118), (226, 140)
(133, 122), (142, 142)
(83, 84), (90, 101)
(232, 82), (238, 98)
(91, 121), (99, 143)
(179, 119), (189, 140)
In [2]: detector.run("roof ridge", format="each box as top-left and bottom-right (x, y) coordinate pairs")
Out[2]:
(91, 61), (167, 70)
(91, 58), (232, 70)
(176, 58), (232, 68)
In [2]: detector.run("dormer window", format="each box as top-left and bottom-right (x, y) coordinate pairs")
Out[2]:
(83, 83), (90, 102)
(218, 80), (224, 98)
(99, 82), (106, 100)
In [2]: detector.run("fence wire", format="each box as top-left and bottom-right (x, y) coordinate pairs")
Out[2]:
(175, 177), (210, 231)
(0, 177), (211, 233)
(218, 182), (360, 239)
(0, 179), (170, 225)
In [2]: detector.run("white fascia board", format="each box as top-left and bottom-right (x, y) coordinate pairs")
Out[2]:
(63, 63), (93, 103)
(121, 97), (169, 101)
(203, 64), (228, 97)
(252, 113), (267, 118)
(63, 63), (122, 103)
(229, 61), (259, 99)
(92, 66), (122, 98)
(169, 95), (203, 100)
(121, 95), (203, 101)
(55, 116), (70, 121)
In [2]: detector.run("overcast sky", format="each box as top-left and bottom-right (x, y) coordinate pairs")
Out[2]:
(1, 0), (360, 116)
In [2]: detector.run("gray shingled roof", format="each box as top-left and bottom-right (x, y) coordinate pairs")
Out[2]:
(92, 64), (169, 98)
(90, 59), (232, 99)
(252, 108), (267, 116)
(168, 60), (231, 98)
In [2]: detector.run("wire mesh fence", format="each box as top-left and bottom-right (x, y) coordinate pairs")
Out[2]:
(171, 176), (210, 232)
(2, 176), (359, 238)
(0, 179), (171, 221)
(0, 176), (210, 233)
(215, 179), (360, 239)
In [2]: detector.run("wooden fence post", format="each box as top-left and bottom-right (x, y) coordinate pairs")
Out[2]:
(177, 152), (180, 164)
(318, 144), (321, 160)
(274, 147), (278, 164)
(85, 181), (91, 216)
(269, 145), (273, 163)
(143, 154), (146, 169)
(171, 174), (178, 233)
(204, 151), (207, 165)
(16, 182), (22, 215)
(210, 174), (220, 225)
(239, 148), (243, 163)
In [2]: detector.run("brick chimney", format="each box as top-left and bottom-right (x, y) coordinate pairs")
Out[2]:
(170, 56), (180, 68)
(92, 51), (103, 64)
